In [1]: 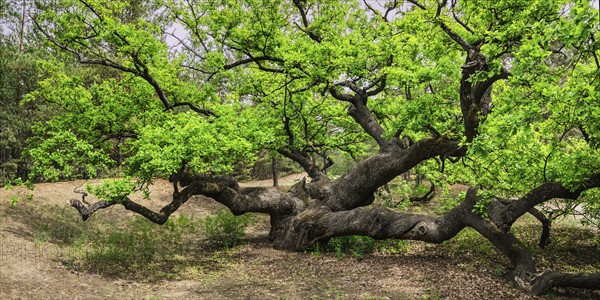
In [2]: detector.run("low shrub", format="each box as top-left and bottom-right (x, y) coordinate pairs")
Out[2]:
(204, 209), (253, 248)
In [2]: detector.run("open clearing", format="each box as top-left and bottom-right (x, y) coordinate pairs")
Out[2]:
(1, 175), (599, 299)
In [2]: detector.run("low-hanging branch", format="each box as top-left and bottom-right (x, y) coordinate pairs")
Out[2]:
(490, 174), (600, 232)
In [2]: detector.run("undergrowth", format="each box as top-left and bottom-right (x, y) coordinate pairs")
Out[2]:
(311, 236), (410, 259)
(24, 204), (252, 279)
(204, 209), (253, 248)
(18, 199), (600, 285)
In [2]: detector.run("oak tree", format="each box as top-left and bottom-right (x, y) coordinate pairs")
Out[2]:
(27, 0), (600, 295)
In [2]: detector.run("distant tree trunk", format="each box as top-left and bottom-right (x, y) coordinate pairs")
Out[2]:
(272, 156), (278, 187)
(16, 0), (26, 101)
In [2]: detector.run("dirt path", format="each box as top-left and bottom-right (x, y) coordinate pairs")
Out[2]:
(0, 179), (596, 299)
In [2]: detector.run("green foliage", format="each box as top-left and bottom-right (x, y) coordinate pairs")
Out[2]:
(437, 191), (466, 214)
(381, 181), (413, 210)
(579, 189), (600, 228)
(473, 190), (495, 218)
(0, 30), (47, 184)
(204, 209), (253, 248)
(4, 178), (35, 206)
(86, 177), (138, 202)
(328, 236), (377, 258)
(21, 0), (600, 232)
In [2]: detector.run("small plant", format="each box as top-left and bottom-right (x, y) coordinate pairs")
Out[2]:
(5, 178), (34, 206)
(204, 209), (253, 248)
(492, 266), (504, 277)
(311, 236), (411, 258)
(331, 235), (377, 258)
(436, 191), (465, 214)
(422, 288), (441, 300)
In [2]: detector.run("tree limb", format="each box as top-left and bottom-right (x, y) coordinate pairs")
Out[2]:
(439, 21), (473, 52)
(489, 174), (600, 231)
(530, 272), (600, 295)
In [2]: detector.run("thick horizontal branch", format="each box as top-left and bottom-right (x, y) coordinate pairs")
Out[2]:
(329, 86), (357, 102)
(70, 179), (304, 226)
(68, 198), (116, 221)
(531, 272), (600, 295)
(313, 206), (462, 243)
(490, 174), (600, 230)
(282, 188), (478, 251)
(278, 196), (469, 250)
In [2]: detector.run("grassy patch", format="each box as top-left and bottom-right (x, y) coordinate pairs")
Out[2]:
(204, 209), (253, 248)
(63, 214), (206, 278)
(16, 203), (253, 281)
(311, 236), (410, 259)
(30, 205), (90, 244)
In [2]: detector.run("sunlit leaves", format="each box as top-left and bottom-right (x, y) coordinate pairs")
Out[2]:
(127, 111), (255, 180)
(27, 0), (600, 223)
(87, 177), (137, 202)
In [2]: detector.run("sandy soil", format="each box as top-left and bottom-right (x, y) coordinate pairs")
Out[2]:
(0, 176), (596, 299)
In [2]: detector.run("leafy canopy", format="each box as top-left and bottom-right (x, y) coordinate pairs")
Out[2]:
(24, 0), (600, 219)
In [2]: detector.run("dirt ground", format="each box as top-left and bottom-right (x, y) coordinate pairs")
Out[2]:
(0, 175), (598, 299)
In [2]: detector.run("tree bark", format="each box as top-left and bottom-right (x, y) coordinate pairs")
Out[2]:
(271, 156), (278, 187)
(530, 272), (600, 295)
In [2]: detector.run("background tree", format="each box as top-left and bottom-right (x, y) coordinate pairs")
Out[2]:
(24, 0), (600, 295)
(0, 0), (48, 183)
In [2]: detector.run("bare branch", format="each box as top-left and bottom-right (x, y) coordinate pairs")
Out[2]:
(278, 148), (327, 182)
(365, 75), (387, 97)
(223, 55), (284, 70)
(451, 0), (475, 34)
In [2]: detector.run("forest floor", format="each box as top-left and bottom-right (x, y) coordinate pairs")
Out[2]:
(0, 175), (599, 300)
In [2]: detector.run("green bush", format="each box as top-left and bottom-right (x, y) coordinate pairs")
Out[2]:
(204, 209), (253, 248)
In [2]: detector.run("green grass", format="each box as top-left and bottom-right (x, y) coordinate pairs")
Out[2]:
(18, 203), (254, 281)
(17, 196), (600, 289)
